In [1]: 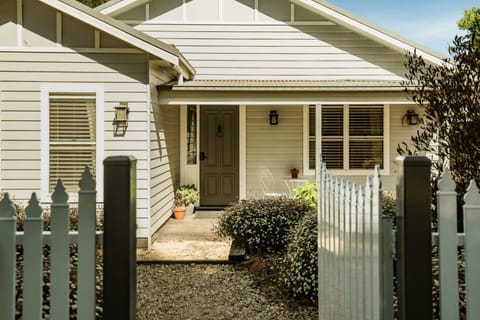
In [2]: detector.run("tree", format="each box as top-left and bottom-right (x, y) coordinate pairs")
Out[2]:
(458, 7), (480, 47)
(399, 29), (480, 230)
(76, 0), (109, 8)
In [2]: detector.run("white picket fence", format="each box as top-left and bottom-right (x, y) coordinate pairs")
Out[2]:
(317, 159), (392, 320)
(317, 156), (480, 320)
(435, 168), (480, 319)
(0, 167), (101, 320)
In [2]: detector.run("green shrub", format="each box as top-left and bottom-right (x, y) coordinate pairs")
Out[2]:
(293, 182), (318, 209)
(175, 184), (199, 206)
(382, 191), (396, 218)
(280, 212), (318, 302)
(215, 197), (314, 253)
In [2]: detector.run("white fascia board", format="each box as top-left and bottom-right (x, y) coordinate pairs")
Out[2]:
(39, 0), (179, 65)
(100, 0), (149, 17)
(290, 0), (445, 66)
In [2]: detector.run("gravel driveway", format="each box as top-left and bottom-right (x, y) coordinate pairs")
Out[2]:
(137, 263), (318, 320)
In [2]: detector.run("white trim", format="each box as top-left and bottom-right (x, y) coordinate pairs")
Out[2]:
(99, 0), (149, 16)
(290, 3), (295, 23)
(145, 84), (151, 249)
(94, 30), (100, 48)
(145, 3), (149, 21)
(195, 104), (200, 188)
(56, 12), (62, 47)
(182, 0), (187, 22)
(166, 100), (415, 105)
(254, 0), (259, 22)
(0, 47), (144, 53)
(179, 104), (187, 185)
(40, 83), (104, 202)
(239, 104), (246, 199)
(120, 20), (335, 26)
(302, 105), (312, 176)
(218, 0), (223, 21)
(0, 91), (2, 192)
(16, 0), (22, 47)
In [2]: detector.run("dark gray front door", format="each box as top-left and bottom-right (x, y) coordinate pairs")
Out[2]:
(200, 106), (239, 206)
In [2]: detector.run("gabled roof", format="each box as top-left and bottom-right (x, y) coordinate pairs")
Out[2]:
(293, 0), (445, 65)
(38, 0), (195, 76)
(97, 0), (446, 66)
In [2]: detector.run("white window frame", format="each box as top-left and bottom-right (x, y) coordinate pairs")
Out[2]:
(303, 104), (390, 176)
(41, 83), (104, 202)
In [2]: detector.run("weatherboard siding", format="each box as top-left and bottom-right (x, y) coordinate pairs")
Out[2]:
(122, 0), (408, 81)
(0, 51), (152, 240)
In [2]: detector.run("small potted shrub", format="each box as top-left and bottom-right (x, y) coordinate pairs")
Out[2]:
(175, 185), (199, 217)
(173, 190), (186, 220)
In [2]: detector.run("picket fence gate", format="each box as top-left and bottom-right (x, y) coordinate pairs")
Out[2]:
(0, 167), (101, 320)
(316, 159), (392, 320)
(317, 155), (480, 320)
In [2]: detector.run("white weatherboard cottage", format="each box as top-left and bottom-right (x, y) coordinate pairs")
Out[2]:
(0, 0), (444, 247)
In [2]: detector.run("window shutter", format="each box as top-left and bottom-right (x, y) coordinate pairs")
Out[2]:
(49, 93), (96, 194)
(321, 106), (344, 169)
(349, 106), (383, 169)
(308, 106), (316, 170)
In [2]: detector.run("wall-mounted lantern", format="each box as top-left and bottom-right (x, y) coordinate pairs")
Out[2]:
(113, 102), (129, 136)
(402, 109), (420, 126)
(269, 110), (279, 125)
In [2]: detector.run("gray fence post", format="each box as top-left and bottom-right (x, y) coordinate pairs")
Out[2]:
(395, 156), (432, 320)
(103, 156), (137, 320)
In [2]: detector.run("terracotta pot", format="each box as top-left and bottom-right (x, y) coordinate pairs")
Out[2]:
(173, 206), (186, 220)
(290, 168), (299, 179)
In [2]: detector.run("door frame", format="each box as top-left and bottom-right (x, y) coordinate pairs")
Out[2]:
(180, 104), (246, 202)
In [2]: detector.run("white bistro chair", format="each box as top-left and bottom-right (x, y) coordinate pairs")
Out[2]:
(259, 169), (283, 199)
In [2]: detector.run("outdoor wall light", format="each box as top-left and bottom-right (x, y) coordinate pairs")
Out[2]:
(113, 102), (129, 136)
(402, 109), (420, 126)
(269, 110), (279, 125)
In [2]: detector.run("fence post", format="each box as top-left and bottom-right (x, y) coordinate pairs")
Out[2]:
(103, 156), (137, 320)
(0, 193), (16, 320)
(395, 156), (432, 320)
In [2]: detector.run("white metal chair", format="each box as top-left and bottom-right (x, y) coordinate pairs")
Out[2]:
(259, 169), (283, 199)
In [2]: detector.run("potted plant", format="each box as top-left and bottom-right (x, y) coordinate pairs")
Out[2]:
(290, 168), (299, 179)
(173, 190), (186, 220)
(175, 184), (199, 217)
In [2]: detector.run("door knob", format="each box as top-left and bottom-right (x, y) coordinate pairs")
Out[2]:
(200, 152), (206, 160)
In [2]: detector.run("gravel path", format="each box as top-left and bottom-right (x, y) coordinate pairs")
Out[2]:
(137, 263), (318, 320)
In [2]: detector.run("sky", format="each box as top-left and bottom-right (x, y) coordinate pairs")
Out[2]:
(328, 0), (480, 56)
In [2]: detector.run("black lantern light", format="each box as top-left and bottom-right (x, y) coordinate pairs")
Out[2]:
(402, 109), (420, 126)
(113, 102), (129, 136)
(269, 110), (279, 125)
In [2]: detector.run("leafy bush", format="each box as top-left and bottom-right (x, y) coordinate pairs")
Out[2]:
(293, 182), (318, 209)
(175, 184), (199, 206)
(280, 212), (318, 302)
(382, 191), (397, 219)
(215, 197), (314, 253)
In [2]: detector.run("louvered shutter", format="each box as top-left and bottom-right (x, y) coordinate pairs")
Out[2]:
(349, 106), (383, 169)
(49, 93), (96, 193)
(308, 106), (316, 170)
(321, 106), (344, 169)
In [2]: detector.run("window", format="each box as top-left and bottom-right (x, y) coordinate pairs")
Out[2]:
(187, 105), (197, 165)
(49, 93), (96, 193)
(41, 84), (103, 201)
(306, 105), (386, 172)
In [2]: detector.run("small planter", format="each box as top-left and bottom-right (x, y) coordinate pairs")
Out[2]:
(290, 168), (299, 179)
(186, 203), (195, 217)
(173, 206), (186, 220)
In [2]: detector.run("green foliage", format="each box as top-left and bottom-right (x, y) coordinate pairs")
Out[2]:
(458, 7), (480, 47)
(280, 212), (318, 302)
(382, 191), (396, 219)
(175, 184), (199, 207)
(293, 182), (318, 209)
(76, 0), (110, 8)
(215, 197), (314, 253)
(399, 34), (480, 206)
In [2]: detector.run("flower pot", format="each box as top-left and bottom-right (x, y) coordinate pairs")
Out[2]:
(173, 206), (186, 220)
(290, 168), (299, 179)
(186, 203), (195, 217)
